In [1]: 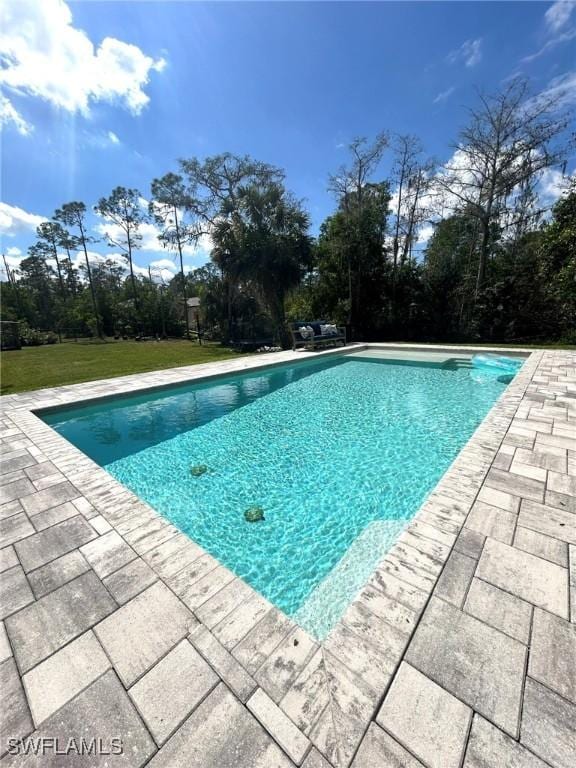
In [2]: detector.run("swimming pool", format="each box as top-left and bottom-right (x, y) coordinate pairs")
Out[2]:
(43, 353), (515, 638)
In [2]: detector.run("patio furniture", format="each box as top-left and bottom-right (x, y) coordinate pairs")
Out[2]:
(289, 321), (346, 351)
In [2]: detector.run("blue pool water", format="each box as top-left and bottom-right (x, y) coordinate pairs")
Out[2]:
(43, 354), (513, 638)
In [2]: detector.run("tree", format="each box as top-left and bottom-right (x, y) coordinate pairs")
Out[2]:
(327, 134), (389, 336)
(391, 135), (420, 274)
(324, 134), (391, 337)
(95, 187), (146, 324)
(422, 212), (480, 339)
(435, 77), (570, 297)
(18, 252), (56, 329)
(316, 181), (392, 338)
(180, 153), (283, 340)
(537, 180), (576, 341)
(150, 173), (195, 339)
(211, 181), (312, 346)
(29, 221), (70, 297)
(54, 202), (103, 338)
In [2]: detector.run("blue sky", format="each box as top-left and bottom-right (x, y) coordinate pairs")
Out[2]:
(1, 0), (575, 279)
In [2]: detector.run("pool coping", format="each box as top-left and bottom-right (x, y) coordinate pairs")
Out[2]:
(1, 344), (574, 768)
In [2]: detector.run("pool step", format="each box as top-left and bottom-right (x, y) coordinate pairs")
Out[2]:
(445, 358), (474, 369)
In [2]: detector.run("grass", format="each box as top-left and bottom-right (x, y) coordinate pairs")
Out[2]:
(0, 339), (244, 395)
(2, 337), (572, 397)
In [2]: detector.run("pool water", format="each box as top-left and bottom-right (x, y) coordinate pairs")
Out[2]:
(43, 355), (512, 638)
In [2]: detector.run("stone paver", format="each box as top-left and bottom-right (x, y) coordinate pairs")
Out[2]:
(513, 526), (568, 567)
(278, 649), (329, 737)
(484, 468), (545, 503)
(351, 722), (425, 767)
(255, 626), (318, 704)
(95, 581), (196, 687)
(308, 650), (376, 768)
(521, 678), (576, 768)
(464, 714), (548, 768)
(233, 608), (295, 675)
(14, 515), (96, 572)
(0, 658), (33, 758)
(528, 609), (576, 704)
(0, 545), (18, 574)
(190, 624), (257, 702)
(80, 530), (137, 578)
(476, 486), (520, 513)
(0, 346), (573, 768)
(0, 500), (23, 520)
(406, 597), (526, 736)
(5, 570), (116, 673)
(432, 549), (476, 607)
(323, 620), (397, 696)
(465, 500), (516, 544)
(212, 591), (271, 650)
(19, 481), (81, 516)
(27, 549), (90, 599)
(0, 479), (35, 507)
(22, 630), (111, 726)
(2, 670), (156, 767)
(464, 577), (532, 643)
(518, 499), (576, 546)
(29, 500), (79, 532)
(548, 470), (576, 497)
(377, 662), (472, 768)
(0, 566), (34, 620)
(248, 687), (311, 764)
(303, 748), (333, 768)
(147, 683), (294, 767)
(129, 639), (218, 746)
(102, 556), (157, 604)
(0, 623), (12, 663)
(476, 538), (569, 618)
(0, 513), (34, 550)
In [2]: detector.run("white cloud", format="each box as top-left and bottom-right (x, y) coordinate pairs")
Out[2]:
(433, 87), (455, 104)
(545, 1), (575, 32)
(448, 38), (483, 68)
(84, 129), (123, 149)
(68, 250), (149, 279)
(538, 166), (575, 206)
(0, 202), (46, 239)
(0, 0), (165, 118)
(521, 28), (576, 63)
(0, 94), (33, 135)
(0, 253), (22, 278)
(6, 246), (22, 257)
(415, 224), (434, 247)
(149, 258), (177, 273)
(94, 216), (211, 260)
(522, 2), (576, 63)
(527, 70), (576, 110)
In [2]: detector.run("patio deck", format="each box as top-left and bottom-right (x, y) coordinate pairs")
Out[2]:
(0, 345), (574, 767)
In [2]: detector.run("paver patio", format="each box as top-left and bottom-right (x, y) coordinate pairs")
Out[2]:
(0, 344), (574, 767)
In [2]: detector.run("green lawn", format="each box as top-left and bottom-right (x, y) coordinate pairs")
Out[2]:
(0, 340), (244, 395)
(2, 338), (573, 397)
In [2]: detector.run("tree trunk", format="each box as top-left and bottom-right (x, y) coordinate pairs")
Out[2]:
(475, 217), (491, 298)
(51, 243), (65, 297)
(173, 207), (191, 340)
(78, 220), (103, 338)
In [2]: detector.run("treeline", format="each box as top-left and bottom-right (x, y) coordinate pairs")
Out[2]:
(2, 78), (575, 347)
